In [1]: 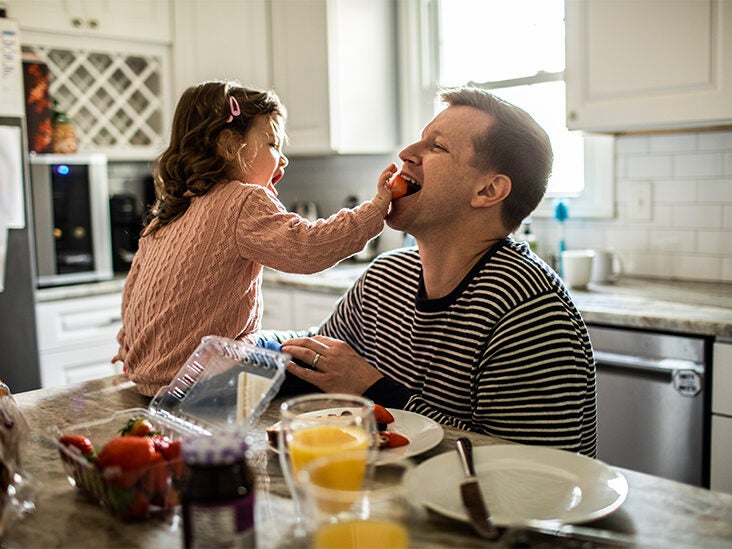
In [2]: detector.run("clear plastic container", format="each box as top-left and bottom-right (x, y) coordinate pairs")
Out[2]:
(49, 336), (288, 519)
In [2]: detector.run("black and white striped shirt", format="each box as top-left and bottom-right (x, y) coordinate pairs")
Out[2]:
(320, 239), (598, 457)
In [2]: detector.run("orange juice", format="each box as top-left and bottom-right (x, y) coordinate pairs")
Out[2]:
(289, 425), (370, 490)
(314, 519), (409, 549)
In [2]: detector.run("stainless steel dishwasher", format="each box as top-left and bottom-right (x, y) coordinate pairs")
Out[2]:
(588, 324), (711, 487)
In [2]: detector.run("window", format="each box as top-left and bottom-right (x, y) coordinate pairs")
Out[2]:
(397, 0), (614, 218)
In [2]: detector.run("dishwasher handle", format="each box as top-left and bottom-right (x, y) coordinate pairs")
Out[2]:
(594, 351), (704, 376)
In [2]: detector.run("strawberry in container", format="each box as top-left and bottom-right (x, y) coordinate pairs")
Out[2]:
(50, 336), (287, 520)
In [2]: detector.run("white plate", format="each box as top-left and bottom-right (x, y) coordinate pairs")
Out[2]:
(405, 445), (628, 526)
(267, 408), (444, 464)
(376, 409), (444, 464)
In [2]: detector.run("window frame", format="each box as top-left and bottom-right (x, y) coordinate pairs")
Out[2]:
(396, 0), (615, 219)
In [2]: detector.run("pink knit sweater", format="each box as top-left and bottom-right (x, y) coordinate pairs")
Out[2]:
(116, 180), (384, 396)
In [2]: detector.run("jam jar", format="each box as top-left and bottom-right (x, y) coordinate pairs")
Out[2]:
(181, 435), (255, 548)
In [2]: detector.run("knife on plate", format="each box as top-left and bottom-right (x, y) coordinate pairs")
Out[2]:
(455, 437), (501, 540)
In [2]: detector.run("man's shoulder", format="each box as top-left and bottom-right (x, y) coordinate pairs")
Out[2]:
(474, 240), (561, 296)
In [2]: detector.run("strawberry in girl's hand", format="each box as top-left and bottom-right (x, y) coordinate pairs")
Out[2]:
(374, 404), (395, 425)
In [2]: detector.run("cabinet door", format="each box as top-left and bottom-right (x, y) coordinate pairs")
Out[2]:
(261, 287), (295, 330)
(565, 0), (732, 132)
(36, 293), (123, 351)
(712, 342), (732, 416)
(711, 415), (732, 495)
(293, 291), (340, 330)
(39, 343), (123, 388)
(6, 0), (171, 43)
(270, 0), (398, 154)
(171, 0), (270, 100)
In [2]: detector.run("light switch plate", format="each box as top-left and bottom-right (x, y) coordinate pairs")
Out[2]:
(628, 181), (653, 221)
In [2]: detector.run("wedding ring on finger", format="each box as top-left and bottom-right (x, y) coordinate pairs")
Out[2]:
(312, 352), (322, 370)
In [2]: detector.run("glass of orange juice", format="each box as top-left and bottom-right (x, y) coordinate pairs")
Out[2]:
(278, 394), (378, 530)
(298, 451), (413, 549)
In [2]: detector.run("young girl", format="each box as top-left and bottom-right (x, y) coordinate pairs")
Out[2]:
(115, 81), (393, 396)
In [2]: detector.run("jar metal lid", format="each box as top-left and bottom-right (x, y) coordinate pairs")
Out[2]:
(183, 435), (248, 466)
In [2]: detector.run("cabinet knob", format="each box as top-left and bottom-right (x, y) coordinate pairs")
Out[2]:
(71, 17), (83, 28)
(87, 19), (99, 29)
(568, 110), (578, 122)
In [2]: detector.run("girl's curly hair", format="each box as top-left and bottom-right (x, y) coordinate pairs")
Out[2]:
(144, 81), (286, 235)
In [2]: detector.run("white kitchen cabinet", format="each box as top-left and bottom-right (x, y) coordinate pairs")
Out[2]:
(260, 286), (295, 330)
(36, 292), (124, 388)
(293, 291), (341, 330)
(262, 285), (341, 331)
(565, 0), (732, 132)
(269, 0), (398, 155)
(170, 0), (270, 101)
(711, 341), (732, 494)
(5, 0), (171, 44)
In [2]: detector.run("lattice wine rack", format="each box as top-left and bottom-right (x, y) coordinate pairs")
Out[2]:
(22, 44), (166, 158)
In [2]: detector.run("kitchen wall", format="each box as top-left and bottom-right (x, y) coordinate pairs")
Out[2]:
(108, 128), (732, 284)
(532, 129), (732, 283)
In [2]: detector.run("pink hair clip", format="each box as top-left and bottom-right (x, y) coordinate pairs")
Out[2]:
(226, 96), (241, 123)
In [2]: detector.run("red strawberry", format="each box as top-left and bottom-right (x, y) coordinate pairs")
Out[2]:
(97, 436), (158, 488)
(150, 435), (185, 477)
(379, 431), (410, 449)
(373, 404), (395, 425)
(119, 417), (156, 437)
(58, 434), (96, 460)
(142, 452), (168, 501)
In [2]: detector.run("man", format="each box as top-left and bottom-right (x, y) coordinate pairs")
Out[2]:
(271, 87), (597, 457)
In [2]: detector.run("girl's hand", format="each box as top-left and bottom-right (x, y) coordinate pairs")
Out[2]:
(371, 163), (398, 218)
(281, 335), (383, 395)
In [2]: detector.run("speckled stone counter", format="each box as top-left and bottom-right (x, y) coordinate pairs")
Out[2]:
(5, 376), (732, 547)
(263, 265), (732, 338)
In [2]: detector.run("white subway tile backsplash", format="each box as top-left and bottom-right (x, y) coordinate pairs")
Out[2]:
(698, 131), (732, 150)
(615, 135), (649, 155)
(654, 179), (697, 203)
(605, 228), (650, 251)
(724, 206), (732, 230)
(673, 255), (722, 281)
(697, 179), (732, 202)
(625, 252), (673, 278)
(696, 231), (732, 254)
(649, 229), (696, 253)
(671, 204), (723, 229)
(649, 133), (697, 153)
(537, 130), (732, 283)
(626, 155), (673, 179)
(722, 258), (732, 282)
(673, 152), (724, 177)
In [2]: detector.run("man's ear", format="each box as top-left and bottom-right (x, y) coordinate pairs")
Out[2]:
(471, 173), (511, 208)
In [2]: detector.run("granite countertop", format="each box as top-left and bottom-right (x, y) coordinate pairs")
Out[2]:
(37, 264), (732, 338)
(264, 264), (732, 339)
(5, 376), (732, 547)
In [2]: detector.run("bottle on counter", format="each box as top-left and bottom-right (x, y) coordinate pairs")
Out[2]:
(181, 435), (256, 548)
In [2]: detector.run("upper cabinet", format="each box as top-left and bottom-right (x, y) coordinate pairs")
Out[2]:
(269, 0), (399, 155)
(170, 0), (271, 101)
(5, 0), (172, 44)
(565, 0), (732, 132)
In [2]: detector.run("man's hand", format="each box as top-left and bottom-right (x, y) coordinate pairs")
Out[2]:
(281, 335), (383, 394)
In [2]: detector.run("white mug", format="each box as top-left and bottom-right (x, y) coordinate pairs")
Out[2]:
(591, 251), (623, 283)
(561, 250), (595, 289)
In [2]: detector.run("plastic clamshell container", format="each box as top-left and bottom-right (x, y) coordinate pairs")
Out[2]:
(50, 336), (288, 519)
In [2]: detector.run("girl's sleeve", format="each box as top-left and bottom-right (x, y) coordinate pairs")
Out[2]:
(235, 185), (384, 273)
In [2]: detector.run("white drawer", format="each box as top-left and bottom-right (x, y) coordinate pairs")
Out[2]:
(39, 342), (123, 388)
(36, 293), (123, 352)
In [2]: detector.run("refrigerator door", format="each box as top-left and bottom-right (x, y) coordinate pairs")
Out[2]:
(0, 18), (24, 118)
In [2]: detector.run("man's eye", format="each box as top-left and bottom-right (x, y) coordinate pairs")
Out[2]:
(432, 142), (447, 151)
